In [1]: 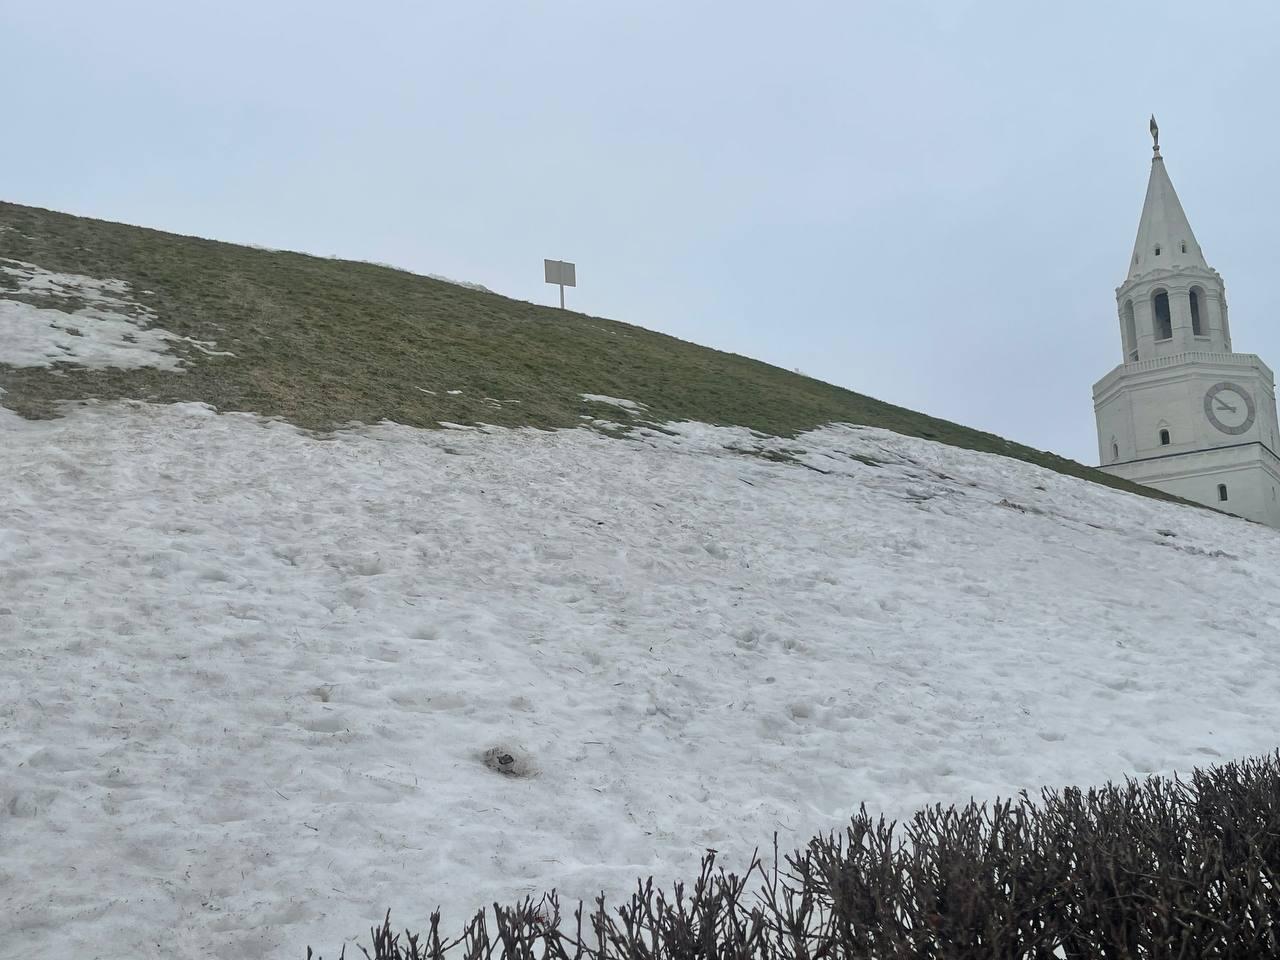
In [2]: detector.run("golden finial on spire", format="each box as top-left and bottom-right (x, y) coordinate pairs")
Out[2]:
(1150, 115), (1161, 157)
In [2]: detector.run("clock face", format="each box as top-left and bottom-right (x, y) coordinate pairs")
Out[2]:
(1204, 381), (1256, 435)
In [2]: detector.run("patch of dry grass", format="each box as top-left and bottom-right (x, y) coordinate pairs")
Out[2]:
(0, 200), (1177, 504)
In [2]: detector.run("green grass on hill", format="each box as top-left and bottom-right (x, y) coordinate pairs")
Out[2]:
(0, 200), (1176, 504)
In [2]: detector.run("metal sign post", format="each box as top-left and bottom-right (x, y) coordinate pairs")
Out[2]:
(544, 259), (576, 309)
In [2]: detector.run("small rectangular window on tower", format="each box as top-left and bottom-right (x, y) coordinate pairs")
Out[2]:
(1218, 484), (1229, 502)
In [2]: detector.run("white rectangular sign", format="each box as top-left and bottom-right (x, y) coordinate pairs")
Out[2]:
(544, 259), (576, 287)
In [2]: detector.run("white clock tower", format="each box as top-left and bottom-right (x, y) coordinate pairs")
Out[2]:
(1094, 118), (1280, 527)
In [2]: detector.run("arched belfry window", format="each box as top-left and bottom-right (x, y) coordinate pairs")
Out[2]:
(1153, 291), (1173, 340)
(1159, 428), (1171, 446)
(1112, 441), (1120, 462)
(1190, 287), (1204, 337)
(1123, 300), (1138, 361)
(1218, 484), (1229, 502)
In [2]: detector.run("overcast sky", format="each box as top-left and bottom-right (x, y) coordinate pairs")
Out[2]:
(4, 1), (1279, 463)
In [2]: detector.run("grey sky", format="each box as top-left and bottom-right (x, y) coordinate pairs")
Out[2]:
(4, 1), (1278, 463)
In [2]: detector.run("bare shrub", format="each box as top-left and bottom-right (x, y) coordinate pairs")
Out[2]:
(309, 751), (1280, 959)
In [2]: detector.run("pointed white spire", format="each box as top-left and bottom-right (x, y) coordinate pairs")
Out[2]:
(1127, 118), (1209, 280)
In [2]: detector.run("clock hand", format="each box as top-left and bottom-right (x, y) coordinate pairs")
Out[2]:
(1215, 400), (1238, 414)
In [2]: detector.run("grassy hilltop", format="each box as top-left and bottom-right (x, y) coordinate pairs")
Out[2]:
(0, 199), (1169, 502)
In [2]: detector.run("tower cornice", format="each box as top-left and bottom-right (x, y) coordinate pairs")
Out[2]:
(1117, 264), (1222, 297)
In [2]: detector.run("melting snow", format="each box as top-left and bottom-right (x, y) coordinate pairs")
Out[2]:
(3, 402), (1280, 957)
(0, 258), (229, 370)
(580, 393), (647, 411)
(427, 273), (492, 293)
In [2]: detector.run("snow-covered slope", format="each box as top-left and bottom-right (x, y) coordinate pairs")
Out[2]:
(4, 401), (1280, 959)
